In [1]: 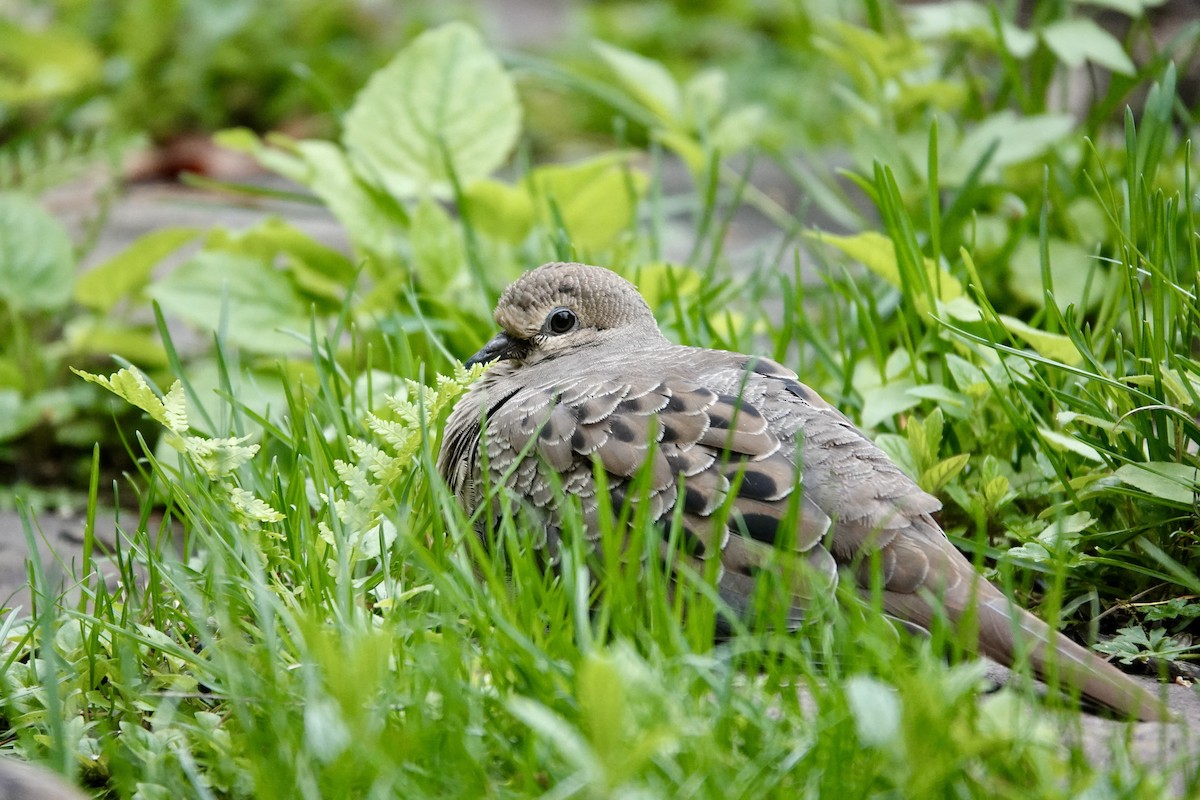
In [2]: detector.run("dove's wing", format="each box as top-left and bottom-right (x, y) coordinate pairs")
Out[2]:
(462, 360), (838, 621)
(741, 356), (1169, 721)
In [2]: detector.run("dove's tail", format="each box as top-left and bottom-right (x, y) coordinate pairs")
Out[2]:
(882, 544), (1169, 722)
(968, 585), (1169, 722)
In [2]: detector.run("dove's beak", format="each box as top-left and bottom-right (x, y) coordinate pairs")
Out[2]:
(465, 331), (526, 367)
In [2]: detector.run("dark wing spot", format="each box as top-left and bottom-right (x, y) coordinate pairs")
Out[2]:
(738, 402), (762, 418)
(660, 422), (680, 443)
(666, 393), (688, 412)
(708, 410), (732, 430)
(539, 425), (555, 441)
(716, 393), (763, 418)
(571, 430), (586, 450)
(782, 378), (814, 402)
(610, 418), (637, 442)
(683, 486), (708, 513)
(617, 397), (648, 415)
(610, 484), (628, 509)
(733, 469), (778, 501)
(679, 526), (708, 557)
(736, 512), (781, 545)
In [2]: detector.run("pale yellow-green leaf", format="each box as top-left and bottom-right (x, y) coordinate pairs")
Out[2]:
(1114, 462), (1199, 505)
(71, 367), (184, 432)
(1041, 18), (1135, 75)
(1008, 237), (1103, 312)
(161, 382), (188, 435)
(227, 486), (285, 524)
(183, 435), (259, 479)
(654, 130), (707, 175)
(996, 314), (1082, 365)
(411, 198), (466, 286)
(462, 179), (535, 243)
(1038, 428), (1104, 463)
(632, 262), (704, 312)
(711, 104), (766, 154)
(920, 453), (969, 494)
(845, 676), (902, 749)
(808, 231), (963, 306)
(682, 68), (727, 130)
(593, 41), (682, 122)
(983, 475), (1011, 509)
(74, 227), (199, 312)
(527, 153), (649, 250)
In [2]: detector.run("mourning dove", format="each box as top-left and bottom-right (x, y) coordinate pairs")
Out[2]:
(438, 261), (1168, 722)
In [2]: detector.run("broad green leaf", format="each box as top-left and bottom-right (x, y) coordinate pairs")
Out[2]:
(1009, 237), (1103, 312)
(462, 179), (534, 243)
(0, 21), (102, 104)
(343, 23), (520, 198)
(146, 251), (313, 354)
(75, 227), (199, 311)
(411, 198), (466, 286)
(1041, 19), (1135, 75)
(907, 384), (970, 413)
(683, 69), (727, 130)
(875, 433), (919, 480)
(809, 230), (964, 302)
(0, 388), (40, 440)
(904, 2), (1036, 56)
(0, 192), (75, 311)
(946, 112), (1075, 183)
(205, 218), (356, 306)
(1038, 428), (1104, 462)
(921, 454), (970, 493)
(712, 104), (766, 154)
(632, 262), (704, 312)
(996, 314), (1082, 365)
(1000, 22), (1038, 57)
(945, 353), (988, 397)
(219, 130), (398, 258)
(527, 153), (649, 250)
(908, 407), (942, 466)
(293, 140), (400, 258)
(861, 380), (922, 429)
(845, 676), (901, 748)
(64, 318), (168, 366)
(594, 41), (682, 122)
(1114, 462), (1199, 505)
(577, 652), (629, 774)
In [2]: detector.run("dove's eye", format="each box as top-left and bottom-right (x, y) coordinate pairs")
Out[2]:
(546, 308), (577, 334)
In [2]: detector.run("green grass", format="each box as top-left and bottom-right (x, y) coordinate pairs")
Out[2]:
(3, 3), (1200, 798)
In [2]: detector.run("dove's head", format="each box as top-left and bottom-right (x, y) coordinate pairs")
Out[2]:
(466, 262), (663, 368)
